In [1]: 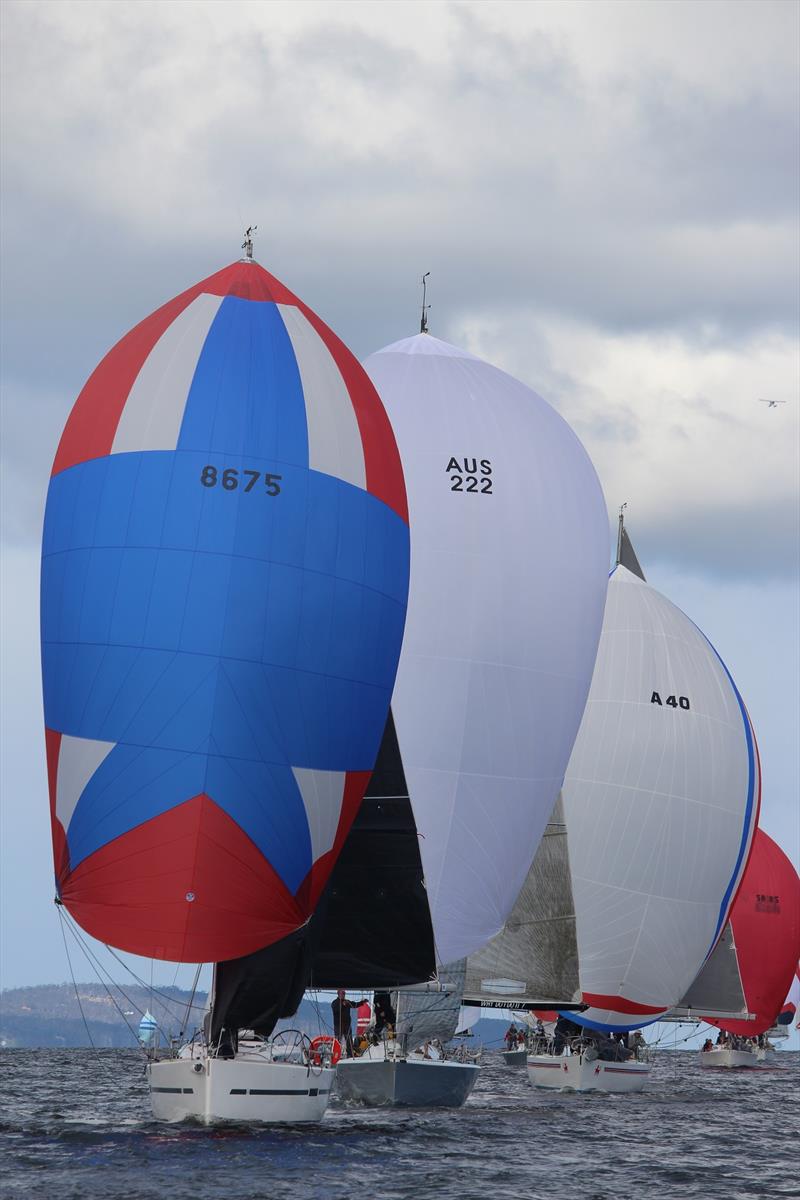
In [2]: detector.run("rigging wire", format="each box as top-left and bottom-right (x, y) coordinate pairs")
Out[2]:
(61, 914), (149, 1052)
(57, 906), (105, 1064)
(100, 940), (207, 1020)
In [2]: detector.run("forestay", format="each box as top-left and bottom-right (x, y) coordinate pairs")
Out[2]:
(563, 557), (760, 1031)
(364, 333), (609, 965)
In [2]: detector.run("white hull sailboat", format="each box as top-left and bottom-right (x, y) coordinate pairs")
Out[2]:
(699, 1046), (758, 1070)
(148, 1056), (336, 1124)
(527, 1050), (650, 1093)
(40, 247), (415, 1126)
(336, 1042), (479, 1108)
(322, 321), (609, 1110)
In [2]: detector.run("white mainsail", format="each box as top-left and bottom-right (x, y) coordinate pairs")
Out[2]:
(394, 960), (467, 1045)
(364, 333), (609, 966)
(562, 550), (760, 1031)
(462, 793), (579, 1008)
(668, 922), (748, 1020)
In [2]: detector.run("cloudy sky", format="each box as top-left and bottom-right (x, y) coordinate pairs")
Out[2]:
(1, 0), (797, 1029)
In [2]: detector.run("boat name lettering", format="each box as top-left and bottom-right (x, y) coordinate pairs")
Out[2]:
(445, 457), (492, 494)
(650, 692), (690, 710)
(200, 465), (282, 495)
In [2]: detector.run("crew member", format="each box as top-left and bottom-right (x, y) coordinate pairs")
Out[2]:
(331, 989), (367, 1057)
(373, 991), (396, 1038)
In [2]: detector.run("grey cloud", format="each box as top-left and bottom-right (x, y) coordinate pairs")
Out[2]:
(1, 2), (797, 582)
(634, 500), (800, 582)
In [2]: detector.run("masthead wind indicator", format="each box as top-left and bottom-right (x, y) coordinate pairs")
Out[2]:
(241, 225), (257, 261)
(420, 272), (430, 334)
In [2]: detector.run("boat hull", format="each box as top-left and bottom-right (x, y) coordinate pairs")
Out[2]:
(502, 1048), (528, 1066)
(336, 1056), (480, 1107)
(699, 1047), (758, 1069)
(527, 1053), (649, 1093)
(147, 1057), (335, 1123)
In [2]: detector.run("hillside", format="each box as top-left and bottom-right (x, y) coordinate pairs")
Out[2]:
(0, 984), (509, 1049)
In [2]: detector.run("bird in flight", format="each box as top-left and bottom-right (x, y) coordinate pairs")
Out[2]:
(758, 399), (787, 408)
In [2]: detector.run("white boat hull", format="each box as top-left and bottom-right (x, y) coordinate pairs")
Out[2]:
(147, 1057), (335, 1123)
(699, 1047), (758, 1069)
(336, 1051), (480, 1107)
(527, 1052), (650, 1093)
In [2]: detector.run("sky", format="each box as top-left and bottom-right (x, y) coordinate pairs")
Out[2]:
(1, 0), (798, 1044)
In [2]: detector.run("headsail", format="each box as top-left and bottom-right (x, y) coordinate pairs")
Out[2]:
(41, 257), (410, 968)
(462, 793), (580, 1009)
(311, 709), (436, 988)
(562, 524), (760, 1031)
(702, 829), (800, 1036)
(363, 333), (609, 966)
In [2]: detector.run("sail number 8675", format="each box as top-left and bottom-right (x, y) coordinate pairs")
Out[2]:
(200, 466), (282, 495)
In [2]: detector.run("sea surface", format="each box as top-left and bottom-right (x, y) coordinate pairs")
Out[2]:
(1, 1048), (797, 1200)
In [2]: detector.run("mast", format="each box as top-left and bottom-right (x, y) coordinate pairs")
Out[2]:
(615, 503), (646, 580)
(616, 503), (626, 566)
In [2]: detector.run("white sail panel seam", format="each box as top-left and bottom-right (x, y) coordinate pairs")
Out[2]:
(291, 767), (346, 865)
(55, 733), (117, 835)
(111, 294), (224, 455)
(277, 305), (366, 490)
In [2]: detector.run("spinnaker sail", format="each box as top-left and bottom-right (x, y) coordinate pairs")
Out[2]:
(41, 256), (410, 971)
(361, 332), (609, 967)
(562, 524), (760, 1030)
(702, 829), (800, 1036)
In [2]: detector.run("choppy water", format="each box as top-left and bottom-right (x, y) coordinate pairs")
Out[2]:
(1, 1049), (797, 1200)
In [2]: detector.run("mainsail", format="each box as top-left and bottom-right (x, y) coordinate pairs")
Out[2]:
(562, 523), (761, 1031)
(701, 828), (800, 1036)
(394, 960), (467, 1045)
(462, 793), (580, 1009)
(362, 332), (610, 968)
(669, 923), (748, 1020)
(311, 709), (436, 988)
(41, 256), (410, 1034)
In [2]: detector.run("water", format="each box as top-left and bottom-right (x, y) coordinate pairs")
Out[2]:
(1, 1049), (797, 1200)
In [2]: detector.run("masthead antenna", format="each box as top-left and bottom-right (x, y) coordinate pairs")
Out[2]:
(241, 226), (257, 262)
(616, 502), (627, 565)
(420, 272), (431, 334)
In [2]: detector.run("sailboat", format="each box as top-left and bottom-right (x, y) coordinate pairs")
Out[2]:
(527, 515), (761, 1092)
(40, 239), (412, 1123)
(771, 964), (800, 1040)
(321, 320), (610, 1106)
(697, 828), (800, 1069)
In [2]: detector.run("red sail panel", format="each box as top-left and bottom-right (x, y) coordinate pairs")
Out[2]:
(705, 828), (800, 1035)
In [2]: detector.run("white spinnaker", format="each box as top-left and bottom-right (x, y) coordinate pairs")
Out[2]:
(364, 334), (609, 965)
(563, 563), (759, 1031)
